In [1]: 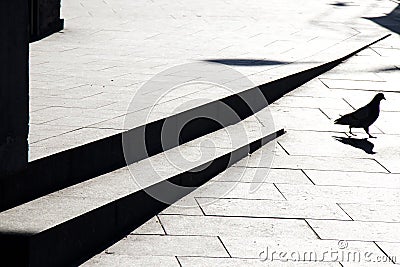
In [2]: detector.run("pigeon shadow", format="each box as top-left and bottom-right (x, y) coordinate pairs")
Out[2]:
(333, 136), (376, 154)
(364, 4), (400, 35)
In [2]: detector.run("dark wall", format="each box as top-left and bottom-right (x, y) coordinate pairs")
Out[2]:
(29, 0), (64, 42)
(0, 1), (29, 175)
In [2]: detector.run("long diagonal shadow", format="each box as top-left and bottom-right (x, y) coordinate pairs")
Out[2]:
(333, 136), (376, 154)
(204, 59), (288, 66)
(364, 4), (400, 35)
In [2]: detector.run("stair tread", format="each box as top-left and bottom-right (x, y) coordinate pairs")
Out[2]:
(0, 108), (274, 234)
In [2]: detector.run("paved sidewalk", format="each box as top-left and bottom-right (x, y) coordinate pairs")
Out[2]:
(28, 0), (397, 160)
(82, 8), (400, 265)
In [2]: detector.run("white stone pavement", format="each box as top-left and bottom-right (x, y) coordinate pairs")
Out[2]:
(84, 50), (400, 266)
(29, 0), (397, 160)
(78, 1), (400, 266)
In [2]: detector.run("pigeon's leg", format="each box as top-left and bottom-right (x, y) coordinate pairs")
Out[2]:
(349, 126), (356, 136)
(364, 127), (376, 138)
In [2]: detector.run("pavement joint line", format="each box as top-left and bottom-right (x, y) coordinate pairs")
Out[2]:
(318, 108), (332, 120)
(194, 197), (207, 216)
(273, 105), (338, 111)
(336, 203), (354, 221)
(374, 125), (385, 134)
(159, 214), (208, 217)
(342, 98), (356, 110)
(217, 236), (232, 258)
(79, 92), (105, 100)
(283, 129), (347, 134)
(370, 47), (383, 56)
(350, 27), (361, 34)
(372, 159), (392, 174)
(271, 154), (383, 161)
(175, 256), (182, 267)
(319, 78), (330, 88)
(275, 154), (388, 162)
(277, 141), (290, 155)
(199, 181), (308, 185)
(304, 219), (322, 239)
(320, 218), (400, 224)
(306, 184), (400, 190)
(254, 114), (266, 127)
(168, 213), (347, 221)
(128, 233), (166, 236)
(272, 183), (400, 192)
(156, 215), (168, 235)
(301, 169), (316, 185)
(273, 183), (288, 201)
(232, 166), (390, 174)
(193, 180), (400, 191)
(129, 233), (221, 238)
(85, 126), (125, 131)
(177, 255), (232, 259)
(29, 127), (85, 144)
(305, 218), (400, 224)
(190, 180), (299, 185)
(319, 77), (387, 82)
(268, 182), (400, 191)
(329, 88), (400, 93)
(194, 196), (286, 201)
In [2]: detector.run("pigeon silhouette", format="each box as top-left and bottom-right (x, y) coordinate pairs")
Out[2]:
(334, 93), (385, 138)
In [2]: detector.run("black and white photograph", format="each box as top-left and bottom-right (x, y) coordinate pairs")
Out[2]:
(0, 0), (399, 266)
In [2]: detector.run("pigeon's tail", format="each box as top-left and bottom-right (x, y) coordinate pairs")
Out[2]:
(334, 115), (350, 125)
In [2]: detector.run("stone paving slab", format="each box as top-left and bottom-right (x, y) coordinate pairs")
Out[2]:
(339, 203), (400, 222)
(276, 95), (352, 109)
(104, 235), (229, 257)
(83, 255), (179, 267)
(160, 196), (204, 216)
(158, 214), (316, 239)
(213, 166), (312, 184)
(319, 78), (397, 92)
(132, 217), (165, 235)
(241, 153), (387, 173)
(196, 197), (350, 220)
(306, 219), (400, 242)
(374, 156), (400, 173)
(276, 184), (400, 204)
(304, 170), (400, 188)
(190, 181), (285, 200)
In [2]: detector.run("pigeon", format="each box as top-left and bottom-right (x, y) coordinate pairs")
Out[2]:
(334, 93), (385, 138)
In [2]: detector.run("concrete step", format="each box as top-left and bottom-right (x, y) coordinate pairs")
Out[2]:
(0, 33), (389, 212)
(0, 107), (284, 266)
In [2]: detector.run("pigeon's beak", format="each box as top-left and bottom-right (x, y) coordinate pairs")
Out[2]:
(383, 96), (386, 100)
